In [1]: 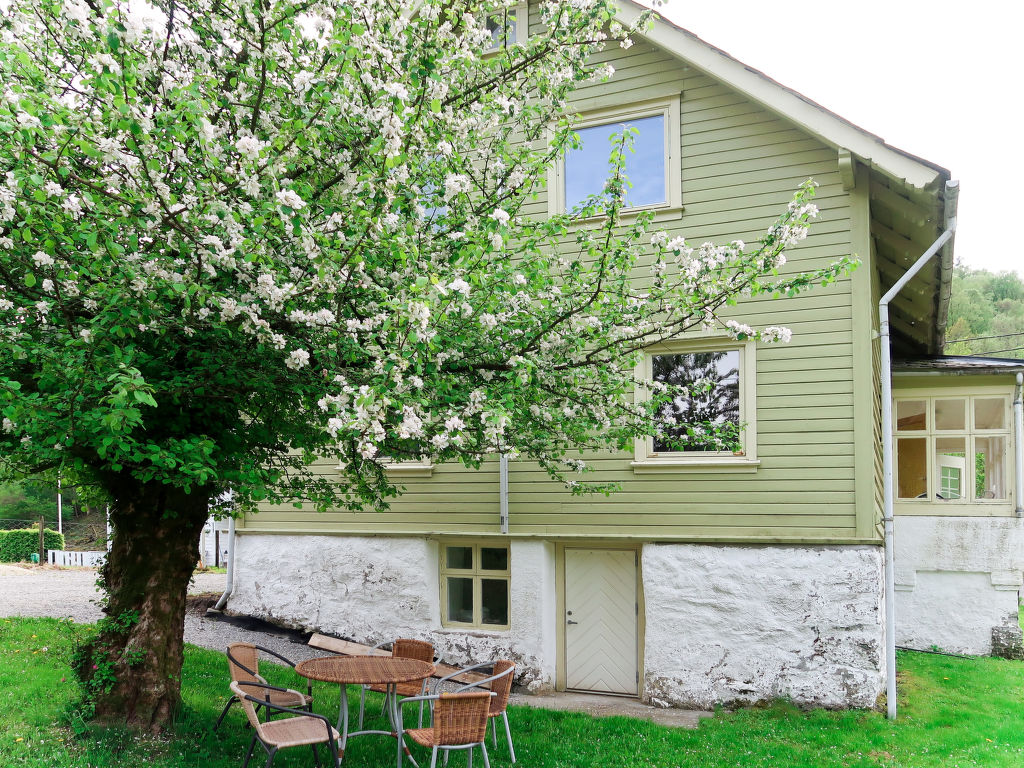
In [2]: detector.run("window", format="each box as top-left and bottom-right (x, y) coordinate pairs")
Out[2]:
(440, 543), (510, 629)
(484, 3), (527, 52)
(894, 394), (1011, 504)
(632, 339), (757, 472)
(548, 96), (682, 217)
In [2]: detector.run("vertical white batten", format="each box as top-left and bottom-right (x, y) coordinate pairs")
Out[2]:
(56, 476), (63, 536)
(879, 179), (959, 719)
(1015, 373), (1023, 517)
(215, 516), (236, 610)
(499, 454), (509, 534)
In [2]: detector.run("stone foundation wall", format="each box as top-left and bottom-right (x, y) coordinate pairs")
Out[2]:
(228, 534), (558, 690)
(894, 516), (1024, 656)
(641, 544), (885, 709)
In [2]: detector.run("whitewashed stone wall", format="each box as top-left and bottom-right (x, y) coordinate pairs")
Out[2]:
(228, 534), (557, 690)
(894, 516), (1024, 656)
(641, 544), (885, 709)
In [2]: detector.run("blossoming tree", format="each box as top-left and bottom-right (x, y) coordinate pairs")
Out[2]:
(0, 0), (846, 730)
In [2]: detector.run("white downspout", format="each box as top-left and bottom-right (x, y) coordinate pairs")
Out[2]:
(1015, 373), (1023, 518)
(214, 516), (236, 611)
(879, 179), (958, 720)
(499, 454), (509, 534)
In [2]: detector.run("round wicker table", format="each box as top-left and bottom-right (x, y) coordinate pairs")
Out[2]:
(295, 656), (435, 767)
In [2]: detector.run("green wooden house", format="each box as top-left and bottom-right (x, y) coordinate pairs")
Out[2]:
(222, 1), (1023, 708)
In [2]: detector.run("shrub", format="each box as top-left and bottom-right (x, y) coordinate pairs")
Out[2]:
(0, 528), (65, 563)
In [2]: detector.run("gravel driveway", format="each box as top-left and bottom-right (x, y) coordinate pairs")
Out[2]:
(0, 563), (324, 665)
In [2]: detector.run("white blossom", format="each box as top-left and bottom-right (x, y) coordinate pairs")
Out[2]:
(285, 349), (311, 369)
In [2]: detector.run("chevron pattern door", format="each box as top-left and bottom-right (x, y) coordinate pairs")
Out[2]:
(564, 548), (638, 695)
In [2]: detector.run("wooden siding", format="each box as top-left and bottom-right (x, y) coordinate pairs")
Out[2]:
(242, 32), (864, 543)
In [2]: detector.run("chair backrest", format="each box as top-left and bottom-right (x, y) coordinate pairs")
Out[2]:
(432, 692), (491, 745)
(393, 638), (434, 663)
(488, 660), (515, 715)
(230, 681), (269, 735)
(227, 642), (263, 685)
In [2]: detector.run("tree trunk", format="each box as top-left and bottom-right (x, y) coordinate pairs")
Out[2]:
(74, 475), (210, 732)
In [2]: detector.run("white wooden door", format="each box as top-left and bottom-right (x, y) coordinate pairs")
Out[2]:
(564, 548), (638, 695)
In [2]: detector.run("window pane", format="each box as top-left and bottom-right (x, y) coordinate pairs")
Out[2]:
(934, 437), (966, 500)
(895, 400), (926, 431)
(447, 578), (474, 624)
(480, 578), (509, 626)
(975, 436), (1007, 499)
(564, 115), (666, 210)
(934, 399), (966, 431)
(974, 398), (1005, 430)
(480, 547), (508, 571)
(485, 11), (516, 49)
(652, 350), (740, 452)
(896, 437), (927, 499)
(446, 546), (473, 570)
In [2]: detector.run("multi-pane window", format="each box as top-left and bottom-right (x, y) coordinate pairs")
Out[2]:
(440, 543), (510, 629)
(895, 395), (1011, 502)
(484, 3), (526, 52)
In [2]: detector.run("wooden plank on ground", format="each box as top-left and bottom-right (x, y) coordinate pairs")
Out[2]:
(308, 633), (489, 684)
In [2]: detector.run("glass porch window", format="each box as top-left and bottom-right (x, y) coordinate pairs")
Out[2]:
(894, 395), (1012, 504)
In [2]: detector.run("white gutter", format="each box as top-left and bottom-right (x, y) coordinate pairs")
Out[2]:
(214, 515), (236, 611)
(1015, 373), (1023, 517)
(499, 454), (509, 534)
(879, 179), (959, 720)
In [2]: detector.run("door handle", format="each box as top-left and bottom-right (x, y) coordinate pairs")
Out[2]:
(567, 620), (579, 625)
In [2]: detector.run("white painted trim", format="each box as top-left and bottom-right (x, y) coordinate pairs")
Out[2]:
(613, 0), (944, 190)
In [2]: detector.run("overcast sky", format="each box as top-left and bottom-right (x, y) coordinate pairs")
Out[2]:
(648, 0), (1023, 278)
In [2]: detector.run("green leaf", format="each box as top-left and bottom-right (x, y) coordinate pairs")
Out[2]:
(24, 272), (36, 288)
(430, 99), (441, 113)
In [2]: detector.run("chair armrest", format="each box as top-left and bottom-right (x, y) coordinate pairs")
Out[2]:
(431, 661), (494, 693)
(453, 666), (513, 695)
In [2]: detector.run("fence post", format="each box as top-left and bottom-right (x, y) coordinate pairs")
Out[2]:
(38, 516), (45, 564)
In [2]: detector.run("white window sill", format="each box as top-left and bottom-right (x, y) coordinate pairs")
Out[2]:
(436, 626), (509, 636)
(564, 204), (683, 229)
(383, 462), (434, 477)
(631, 458), (760, 474)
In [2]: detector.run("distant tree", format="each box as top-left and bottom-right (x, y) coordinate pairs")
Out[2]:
(945, 266), (1024, 358)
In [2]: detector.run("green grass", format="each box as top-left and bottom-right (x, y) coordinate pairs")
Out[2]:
(2, 617), (1023, 767)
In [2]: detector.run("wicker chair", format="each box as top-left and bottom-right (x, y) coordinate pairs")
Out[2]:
(230, 681), (341, 768)
(215, 642), (313, 731)
(357, 638), (435, 729)
(398, 691), (494, 768)
(432, 661), (516, 763)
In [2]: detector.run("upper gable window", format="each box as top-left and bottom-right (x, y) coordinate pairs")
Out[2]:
(550, 96), (681, 217)
(484, 2), (527, 52)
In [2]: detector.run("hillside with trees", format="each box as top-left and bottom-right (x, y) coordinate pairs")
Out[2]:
(944, 267), (1024, 358)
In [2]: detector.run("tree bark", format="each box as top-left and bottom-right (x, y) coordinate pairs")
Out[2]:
(74, 475), (211, 732)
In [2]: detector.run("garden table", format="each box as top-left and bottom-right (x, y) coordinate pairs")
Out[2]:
(295, 655), (435, 767)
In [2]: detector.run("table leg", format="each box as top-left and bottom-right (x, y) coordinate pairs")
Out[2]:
(339, 684), (350, 758)
(388, 682), (419, 768)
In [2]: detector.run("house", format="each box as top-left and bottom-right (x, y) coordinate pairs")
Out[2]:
(222, 1), (1024, 709)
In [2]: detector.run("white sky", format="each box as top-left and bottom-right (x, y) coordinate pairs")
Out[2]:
(649, 0), (1024, 278)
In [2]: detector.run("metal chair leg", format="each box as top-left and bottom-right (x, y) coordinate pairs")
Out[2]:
(311, 743), (321, 768)
(480, 742), (491, 768)
(358, 686), (367, 729)
(467, 746), (473, 768)
(242, 733), (258, 768)
(262, 746), (277, 768)
(214, 696), (235, 731)
(491, 718), (497, 747)
(429, 746), (439, 768)
(502, 712), (516, 764)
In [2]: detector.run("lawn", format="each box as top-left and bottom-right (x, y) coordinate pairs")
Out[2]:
(1, 616), (1022, 768)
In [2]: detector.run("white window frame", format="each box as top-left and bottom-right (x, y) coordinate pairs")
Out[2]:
(483, 2), (528, 53)
(439, 541), (511, 630)
(893, 387), (1014, 514)
(631, 337), (758, 473)
(548, 95), (682, 218)
(383, 459), (434, 477)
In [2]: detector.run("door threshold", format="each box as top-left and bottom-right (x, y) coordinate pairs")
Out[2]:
(564, 688), (639, 699)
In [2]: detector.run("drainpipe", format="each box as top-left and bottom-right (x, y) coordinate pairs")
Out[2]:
(879, 179), (958, 720)
(214, 515), (236, 611)
(1015, 373), (1023, 517)
(499, 454), (509, 534)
